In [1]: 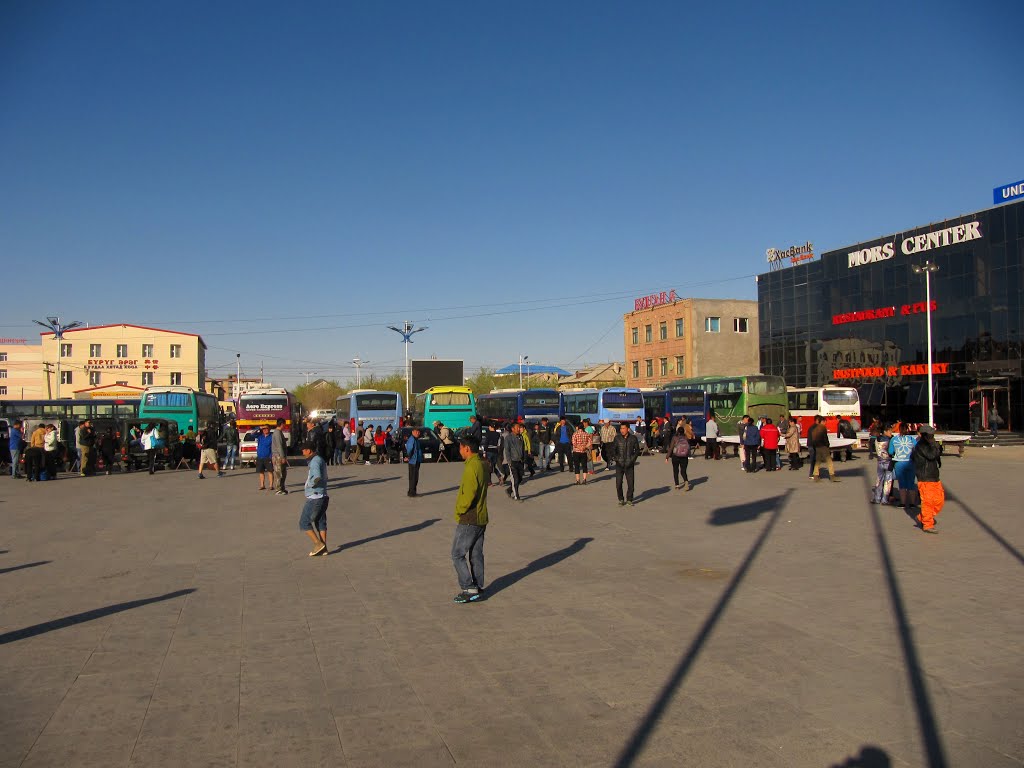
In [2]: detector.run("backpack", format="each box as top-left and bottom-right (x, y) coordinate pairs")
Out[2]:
(672, 436), (690, 457)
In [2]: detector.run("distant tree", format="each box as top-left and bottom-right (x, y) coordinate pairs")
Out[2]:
(345, 372), (407, 394)
(293, 380), (345, 412)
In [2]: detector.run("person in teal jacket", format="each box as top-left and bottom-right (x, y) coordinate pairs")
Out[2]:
(452, 436), (489, 603)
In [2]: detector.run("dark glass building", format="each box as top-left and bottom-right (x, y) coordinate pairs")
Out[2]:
(758, 200), (1023, 430)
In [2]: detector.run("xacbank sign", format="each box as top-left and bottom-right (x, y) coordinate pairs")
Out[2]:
(847, 221), (983, 268)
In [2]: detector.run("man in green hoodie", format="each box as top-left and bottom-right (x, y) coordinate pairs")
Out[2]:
(452, 435), (489, 603)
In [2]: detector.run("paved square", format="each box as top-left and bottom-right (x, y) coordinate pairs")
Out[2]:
(2, 450), (1022, 767)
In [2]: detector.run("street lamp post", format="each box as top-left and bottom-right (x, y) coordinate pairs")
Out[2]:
(387, 321), (427, 411)
(33, 316), (85, 399)
(911, 260), (940, 426)
(352, 357), (370, 388)
(519, 354), (529, 389)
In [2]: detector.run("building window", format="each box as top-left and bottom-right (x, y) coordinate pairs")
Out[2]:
(675, 318), (684, 337)
(142, 372), (154, 386)
(0, 353), (6, 362)
(170, 372), (182, 385)
(631, 327), (639, 345)
(170, 344), (182, 358)
(142, 344), (154, 358)
(116, 380), (127, 385)
(117, 344), (128, 358)
(0, 369), (6, 378)
(89, 371), (101, 386)
(89, 343), (102, 357)
(0, 386), (6, 395)
(644, 325), (652, 343)
(675, 355), (685, 375)
(659, 322), (667, 341)
(61, 370), (73, 384)
(60, 343), (72, 357)
(631, 361), (639, 379)
(705, 316), (720, 333)
(659, 358), (668, 376)
(645, 359), (653, 378)
(734, 317), (749, 333)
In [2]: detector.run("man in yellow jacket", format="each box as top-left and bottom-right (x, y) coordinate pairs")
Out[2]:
(452, 435), (489, 603)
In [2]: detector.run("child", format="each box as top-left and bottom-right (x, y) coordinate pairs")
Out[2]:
(871, 424), (894, 504)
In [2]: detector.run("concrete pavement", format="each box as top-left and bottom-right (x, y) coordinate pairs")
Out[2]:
(1, 451), (1022, 767)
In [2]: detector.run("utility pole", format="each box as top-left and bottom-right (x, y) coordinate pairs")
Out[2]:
(387, 321), (427, 409)
(34, 316), (84, 399)
(300, 371), (317, 385)
(352, 357), (370, 388)
(43, 362), (53, 398)
(235, 354), (241, 401)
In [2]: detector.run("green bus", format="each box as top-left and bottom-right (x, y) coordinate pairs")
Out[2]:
(665, 375), (788, 435)
(414, 385), (477, 430)
(138, 386), (220, 433)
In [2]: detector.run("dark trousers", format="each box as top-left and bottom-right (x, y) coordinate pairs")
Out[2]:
(24, 447), (43, 480)
(556, 442), (571, 471)
(671, 456), (689, 485)
(743, 445), (758, 472)
(572, 452), (588, 474)
(408, 463), (420, 495)
(486, 451), (503, 481)
(451, 524), (486, 591)
(601, 444), (613, 466)
(507, 460), (524, 499)
(704, 438), (719, 459)
(788, 451), (803, 470)
(761, 448), (777, 471)
(615, 465), (635, 502)
(146, 449), (157, 473)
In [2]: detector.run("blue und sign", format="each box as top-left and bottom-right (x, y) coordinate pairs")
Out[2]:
(993, 179), (1024, 205)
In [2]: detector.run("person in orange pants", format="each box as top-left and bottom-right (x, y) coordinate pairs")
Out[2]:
(911, 425), (944, 534)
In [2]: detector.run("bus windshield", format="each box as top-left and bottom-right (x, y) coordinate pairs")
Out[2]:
(429, 392), (471, 406)
(523, 393), (559, 408)
(746, 377), (786, 395)
(144, 392), (192, 407)
(822, 389), (859, 406)
(670, 391), (705, 409)
(356, 394), (398, 410)
(603, 392), (644, 409)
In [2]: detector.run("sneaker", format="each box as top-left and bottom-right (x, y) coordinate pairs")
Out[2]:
(217, 471), (225, 477)
(275, 490), (285, 495)
(618, 500), (625, 506)
(453, 591), (480, 603)
(921, 527), (939, 535)
(626, 500), (633, 506)
(683, 482), (691, 492)
(198, 474), (205, 479)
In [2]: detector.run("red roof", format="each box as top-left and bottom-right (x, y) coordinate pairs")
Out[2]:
(40, 324), (207, 349)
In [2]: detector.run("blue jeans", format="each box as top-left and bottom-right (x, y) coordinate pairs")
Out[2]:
(224, 444), (238, 468)
(300, 496), (329, 531)
(451, 524), (486, 591)
(10, 449), (21, 477)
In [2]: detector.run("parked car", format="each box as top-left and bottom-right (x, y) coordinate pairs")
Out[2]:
(398, 426), (443, 462)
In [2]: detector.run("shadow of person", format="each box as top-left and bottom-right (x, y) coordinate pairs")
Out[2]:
(332, 518), (441, 554)
(708, 493), (789, 526)
(830, 745), (892, 767)
(687, 476), (709, 488)
(416, 485), (459, 497)
(483, 537), (594, 600)
(0, 560), (51, 576)
(635, 486), (671, 502)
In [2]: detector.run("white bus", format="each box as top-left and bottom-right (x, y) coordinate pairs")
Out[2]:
(787, 386), (861, 437)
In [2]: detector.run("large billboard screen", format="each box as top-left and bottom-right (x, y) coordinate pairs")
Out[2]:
(411, 360), (464, 393)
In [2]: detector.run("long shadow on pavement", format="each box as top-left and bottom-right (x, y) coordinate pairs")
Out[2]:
(416, 485), (459, 497)
(0, 588), (196, 645)
(329, 476), (399, 490)
(945, 487), (1024, 566)
(860, 465), (949, 767)
(635, 485), (671, 503)
(613, 491), (788, 767)
(0, 560), (51, 576)
(332, 518), (441, 554)
(483, 537), (594, 600)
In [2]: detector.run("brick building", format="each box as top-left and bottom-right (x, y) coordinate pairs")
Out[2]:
(623, 297), (759, 387)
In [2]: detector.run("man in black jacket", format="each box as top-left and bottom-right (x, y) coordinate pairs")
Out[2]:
(612, 423), (640, 506)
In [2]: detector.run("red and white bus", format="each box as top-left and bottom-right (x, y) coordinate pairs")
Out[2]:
(236, 387), (299, 463)
(787, 386), (861, 437)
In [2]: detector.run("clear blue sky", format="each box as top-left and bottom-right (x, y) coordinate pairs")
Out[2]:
(3, 0), (1022, 387)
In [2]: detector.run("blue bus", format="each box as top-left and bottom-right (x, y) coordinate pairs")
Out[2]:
(476, 388), (562, 426)
(335, 390), (403, 431)
(561, 387), (645, 427)
(642, 389), (710, 436)
(138, 386), (220, 432)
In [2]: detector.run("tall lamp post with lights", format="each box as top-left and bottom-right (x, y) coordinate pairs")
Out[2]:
(911, 260), (940, 426)
(352, 357), (370, 388)
(519, 354), (529, 389)
(387, 321), (427, 411)
(33, 316), (84, 399)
